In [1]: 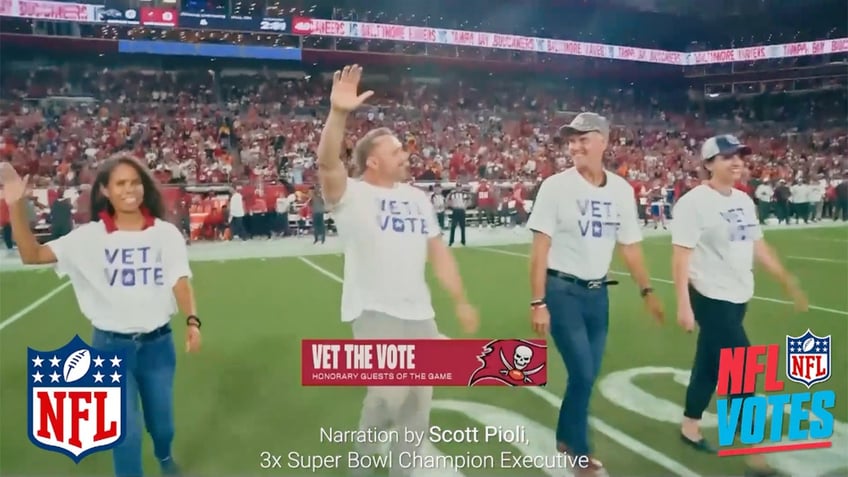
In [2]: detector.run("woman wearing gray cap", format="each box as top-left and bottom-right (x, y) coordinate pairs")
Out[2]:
(671, 134), (808, 477)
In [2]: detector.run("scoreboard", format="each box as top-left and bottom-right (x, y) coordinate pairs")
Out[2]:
(91, 0), (288, 32)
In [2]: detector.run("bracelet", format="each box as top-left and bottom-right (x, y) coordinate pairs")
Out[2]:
(530, 299), (546, 310)
(640, 287), (654, 298)
(186, 315), (202, 328)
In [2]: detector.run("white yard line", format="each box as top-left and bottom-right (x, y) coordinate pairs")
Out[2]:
(801, 236), (848, 244)
(478, 247), (848, 316)
(0, 281), (71, 332)
(787, 256), (848, 264)
(297, 256), (702, 477)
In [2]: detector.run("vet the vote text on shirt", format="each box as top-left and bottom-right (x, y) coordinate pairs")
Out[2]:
(103, 246), (165, 287)
(46, 220), (191, 333)
(718, 207), (758, 242)
(576, 198), (621, 239)
(375, 198), (432, 235)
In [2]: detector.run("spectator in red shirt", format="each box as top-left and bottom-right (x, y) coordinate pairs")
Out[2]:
(250, 191), (271, 239)
(476, 179), (496, 226)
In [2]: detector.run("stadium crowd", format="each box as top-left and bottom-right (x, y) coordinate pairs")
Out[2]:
(0, 60), (846, 249)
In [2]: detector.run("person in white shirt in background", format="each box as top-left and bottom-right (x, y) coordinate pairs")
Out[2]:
(430, 184), (446, 230)
(808, 175), (825, 222)
(670, 134), (807, 477)
(754, 180), (774, 225)
(275, 192), (293, 237)
(637, 179), (649, 226)
(0, 155), (202, 477)
(527, 112), (664, 477)
(315, 64), (479, 477)
(228, 187), (247, 240)
(789, 179), (809, 224)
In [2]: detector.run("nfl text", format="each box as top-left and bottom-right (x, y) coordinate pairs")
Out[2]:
(28, 336), (127, 462)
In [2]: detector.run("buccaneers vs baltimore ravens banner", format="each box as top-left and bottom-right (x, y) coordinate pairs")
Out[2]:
(301, 339), (547, 386)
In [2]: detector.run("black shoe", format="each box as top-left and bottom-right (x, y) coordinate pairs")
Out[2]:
(679, 433), (717, 454)
(160, 456), (181, 475)
(745, 467), (781, 477)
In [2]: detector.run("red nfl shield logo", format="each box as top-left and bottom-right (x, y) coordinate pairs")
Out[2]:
(786, 329), (831, 388)
(27, 335), (127, 462)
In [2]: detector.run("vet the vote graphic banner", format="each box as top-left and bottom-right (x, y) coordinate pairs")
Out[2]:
(302, 339), (548, 386)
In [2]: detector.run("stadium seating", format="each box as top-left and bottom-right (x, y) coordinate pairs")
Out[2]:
(1, 0), (846, 241)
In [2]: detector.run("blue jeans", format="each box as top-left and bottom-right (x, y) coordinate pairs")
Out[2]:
(91, 327), (177, 477)
(545, 277), (610, 456)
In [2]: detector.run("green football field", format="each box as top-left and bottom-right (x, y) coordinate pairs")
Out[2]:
(1, 226), (846, 477)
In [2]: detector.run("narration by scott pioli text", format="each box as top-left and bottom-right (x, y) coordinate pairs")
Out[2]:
(260, 425), (591, 472)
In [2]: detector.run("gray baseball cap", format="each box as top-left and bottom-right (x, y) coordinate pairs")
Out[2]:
(700, 134), (752, 160)
(558, 112), (610, 138)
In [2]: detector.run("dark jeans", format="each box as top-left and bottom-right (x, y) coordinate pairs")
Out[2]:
(276, 212), (289, 236)
(436, 211), (445, 230)
(836, 199), (848, 221)
(545, 275), (609, 456)
(2, 223), (12, 249)
(230, 216), (247, 240)
(757, 201), (771, 225)
(775, 200), (790, 223)
(91, 326), (177, 477)
(449, 209), (466, 245)
(313, 212), (326, 242)
(684, 286), (753, 421)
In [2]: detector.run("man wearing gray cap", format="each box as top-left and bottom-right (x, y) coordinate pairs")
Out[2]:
(526, 112), (664, 475)
(671, 134), (806, 476)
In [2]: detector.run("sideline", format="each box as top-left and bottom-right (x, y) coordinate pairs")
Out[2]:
(477, 247), (848, 316)
(0, 281), (71, 332)
(297, 256), (702, 477)
(2, 221), (845, 274)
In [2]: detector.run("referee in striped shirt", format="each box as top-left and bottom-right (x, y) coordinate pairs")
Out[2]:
(447, 183), (469, 246)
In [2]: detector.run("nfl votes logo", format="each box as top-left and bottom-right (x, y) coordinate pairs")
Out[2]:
(786, 329), (831, 388)
(27, 335), (127, 462)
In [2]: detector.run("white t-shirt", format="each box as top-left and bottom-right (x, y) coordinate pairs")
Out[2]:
(671, 185), (763, 304)
(754, 184), (773, 202)
(229, 192), (245, 217)
(332, 178), (441, 322)
(807, 182), (825, 202)
(47, 219), (192, 333)
(789, 184), (807, 204)
(526, 167), (642, 280)
(276, 195), (291, 214)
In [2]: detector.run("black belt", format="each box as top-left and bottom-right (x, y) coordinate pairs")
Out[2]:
(546, 269), (619, 289)
(96, 324), (172, 342)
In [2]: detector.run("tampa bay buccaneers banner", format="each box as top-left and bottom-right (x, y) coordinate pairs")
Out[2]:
(301, 339), (547, 387)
